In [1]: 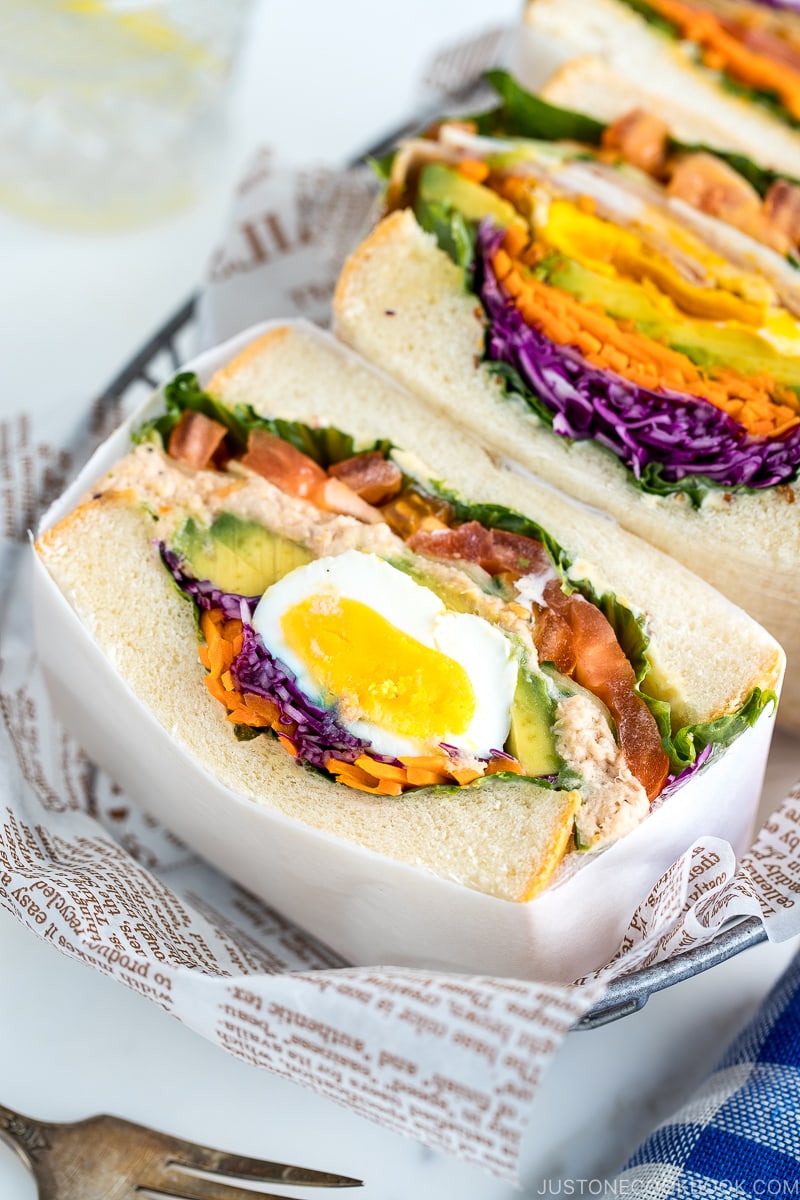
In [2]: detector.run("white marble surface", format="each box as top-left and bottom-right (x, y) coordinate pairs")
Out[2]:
(1, 2), (800, 1196)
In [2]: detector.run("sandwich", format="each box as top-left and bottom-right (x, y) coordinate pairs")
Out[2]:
(516, 0), (800, 176)
(35, 323), (781, 932)
(333, 73), (800, 729)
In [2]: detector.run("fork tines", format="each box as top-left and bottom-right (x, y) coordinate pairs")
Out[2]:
(134, 1152), (363, 1198)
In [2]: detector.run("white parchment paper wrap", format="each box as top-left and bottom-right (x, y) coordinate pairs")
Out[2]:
(3, 30), (800, 1183)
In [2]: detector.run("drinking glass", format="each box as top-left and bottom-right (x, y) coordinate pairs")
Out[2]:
(0, 0), (254, 230)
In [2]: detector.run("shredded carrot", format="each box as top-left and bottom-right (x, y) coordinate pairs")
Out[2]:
(485, 757), (524, 776)
(500, 223), (530, 259)
(205, 676), (231, 706)
(457, 158), (491, 184)
(327, 758), (404, 796)
(337, 776), (405, 797)
(399, 754), (456, 771)
(641, 0), (800, 120)
(493, 234), (800, 438)
(405, 766), (451, 786)
(449, 766), (482, 785)
(354, 755), (407, 783)
(227, 693), (280, 727)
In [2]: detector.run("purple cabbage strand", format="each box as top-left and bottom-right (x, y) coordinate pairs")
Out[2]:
(478, 224), (800, 490)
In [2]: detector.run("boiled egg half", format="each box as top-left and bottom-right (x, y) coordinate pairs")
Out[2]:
(252, 549), (518, 759)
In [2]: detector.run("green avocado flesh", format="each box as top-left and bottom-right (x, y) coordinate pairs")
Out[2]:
(418, 163), (521, 228)
(547, 256), (800, 385)
(172, 512), (312, 594)
(395, 558), (512, 612)
(506, 669), (560, 777)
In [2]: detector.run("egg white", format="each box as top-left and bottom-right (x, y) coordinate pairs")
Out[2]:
(252, 549), (518, 759)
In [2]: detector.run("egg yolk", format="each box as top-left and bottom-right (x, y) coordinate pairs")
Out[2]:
(280, 592), (476, 741)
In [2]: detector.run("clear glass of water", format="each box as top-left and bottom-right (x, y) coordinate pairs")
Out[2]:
(0, 0), (253, 231)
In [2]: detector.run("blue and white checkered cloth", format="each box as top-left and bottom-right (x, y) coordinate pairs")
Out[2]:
(614, 950), (800, 1197)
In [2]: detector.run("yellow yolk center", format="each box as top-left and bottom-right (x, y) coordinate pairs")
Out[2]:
(280, 592), (476, 741)
(542, 199), (765, 326)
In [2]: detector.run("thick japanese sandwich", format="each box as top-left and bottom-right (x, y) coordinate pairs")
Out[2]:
(333, 74), (800, 729)
(33, 322), (782, 979)
(516, 0), (800, 176)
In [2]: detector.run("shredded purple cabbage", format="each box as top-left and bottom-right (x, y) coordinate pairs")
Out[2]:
(230, 622), (376, 769)
(659, 742), (713, 801)
(160, 544), (373, 770)
(160, 544), (260, 620)
(478, 224), (800, 489)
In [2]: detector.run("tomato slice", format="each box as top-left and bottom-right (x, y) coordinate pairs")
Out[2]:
(241, 428), (327, 499)
(408, 521), (551, 580)
(168, 411), (227, 470)
(408, 520), (493, 562)
(328, 451), (403, 504)
(482, 529), (553, 578)
(533, 606), (576, 675)
(542, 580), (669, 801)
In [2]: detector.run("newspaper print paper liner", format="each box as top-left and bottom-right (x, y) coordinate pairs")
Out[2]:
(0, 32), (797, 1185)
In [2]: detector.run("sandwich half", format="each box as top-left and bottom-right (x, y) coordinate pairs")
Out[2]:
(36, 324), (781, 930)
(333, 77), (800, 728)
(517, 0), (800, 176)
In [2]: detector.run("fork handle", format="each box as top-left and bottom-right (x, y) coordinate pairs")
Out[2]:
(0, 1103), (50, 1169)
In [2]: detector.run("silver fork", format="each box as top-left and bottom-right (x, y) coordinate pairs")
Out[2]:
(0, 1103), (362, 1199)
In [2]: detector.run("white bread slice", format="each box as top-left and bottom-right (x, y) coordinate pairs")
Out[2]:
(516, 0), (800, 176)
(36, 326), (782, 905)
(332, 210), (799, 727)
(37, 493), (579, 904)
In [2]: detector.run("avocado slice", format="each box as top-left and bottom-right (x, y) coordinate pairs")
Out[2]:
(391, 557), (513, 614)
(506, 669), (561, 777)
(548, 255), (800, 387)
(418, 163), (524, 230)
(172, 512), (312, 595)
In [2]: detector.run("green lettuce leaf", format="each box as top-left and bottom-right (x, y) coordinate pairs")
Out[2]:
(366, 151), (395, 184)
(135, 372), (392, 466)
(415, 196), (477, 288)
(410, 767), (579, 795)
(474, 69), (606, 143)
(647, 687), (776, 773)
(573, 572), (776, 771)
(484, 359), (560, 428)
(667, 687), (776, 769)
